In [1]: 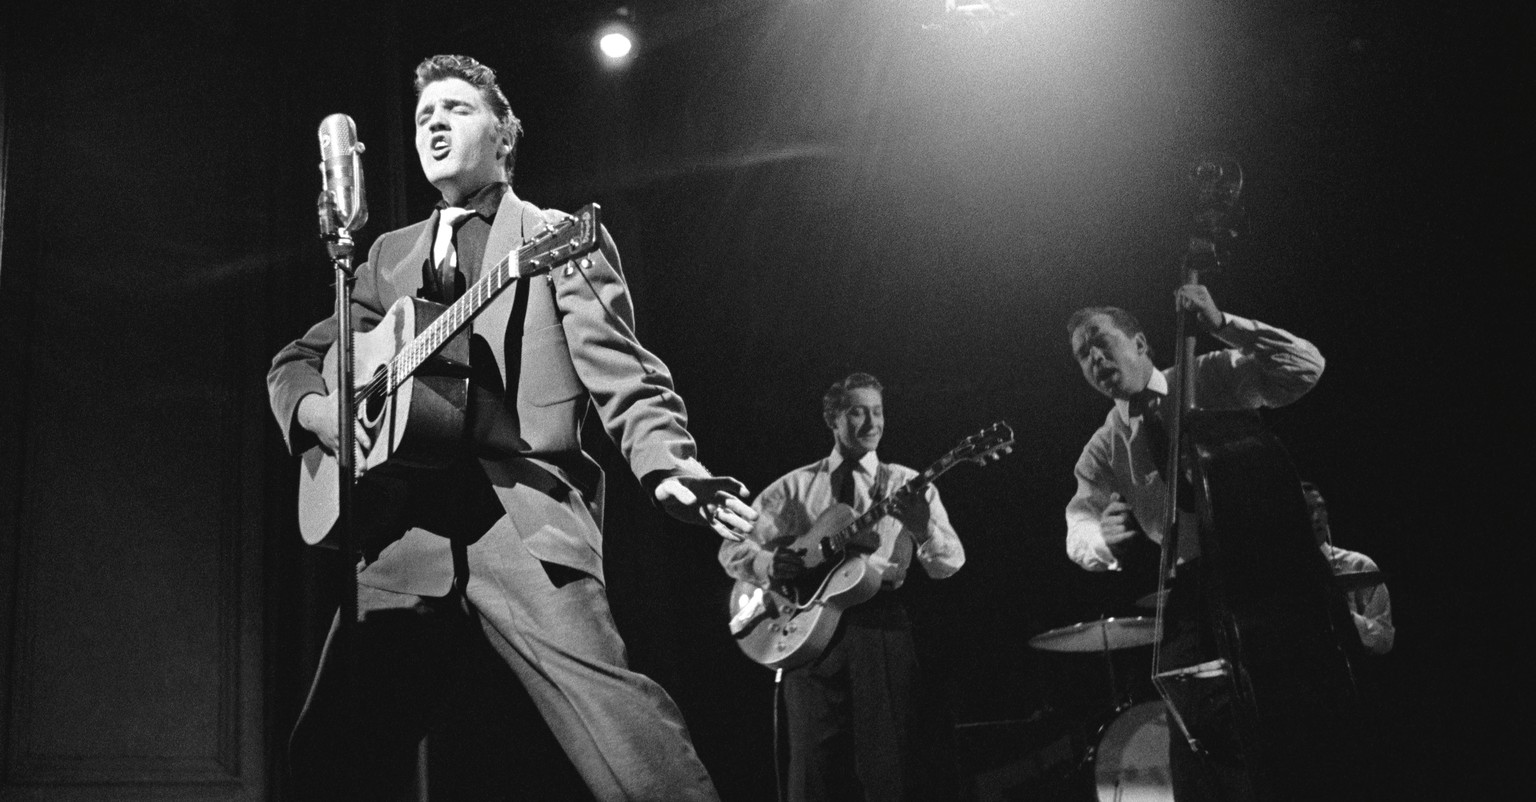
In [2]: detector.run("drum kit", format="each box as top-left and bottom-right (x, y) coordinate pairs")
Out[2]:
(1026, 594), (1171, 801)
(1027, 570), (1389, 800)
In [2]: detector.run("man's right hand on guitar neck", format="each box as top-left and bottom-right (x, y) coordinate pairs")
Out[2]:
(297, 391), (372, 454)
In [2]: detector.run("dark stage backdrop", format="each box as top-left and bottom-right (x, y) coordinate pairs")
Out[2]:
(1, 1), (1526, 800)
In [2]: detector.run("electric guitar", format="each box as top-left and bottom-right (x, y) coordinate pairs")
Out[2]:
(726, 421), (1014, 669)
(296, 204), (602, 547)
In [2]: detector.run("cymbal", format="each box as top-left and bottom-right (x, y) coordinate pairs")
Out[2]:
(1134, 589), (1169, 608)
(1334, 570), (1389, 592)
(1028, 616), (1161, 653)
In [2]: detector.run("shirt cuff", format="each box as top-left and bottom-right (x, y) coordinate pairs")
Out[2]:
(1208, 312), (1258, 347)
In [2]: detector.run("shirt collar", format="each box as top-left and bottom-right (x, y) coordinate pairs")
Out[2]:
(1117, 369), (1169, 419)
(827, 449), (879, 476)
(436, 181), (508, 220)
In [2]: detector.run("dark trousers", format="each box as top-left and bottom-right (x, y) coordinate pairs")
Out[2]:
(287, 586), (590, 801)
(287, 519), (718, 802)
(782, 593), (960, 802)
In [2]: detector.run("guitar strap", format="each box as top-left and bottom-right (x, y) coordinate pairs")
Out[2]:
(870, 463), (891, 508)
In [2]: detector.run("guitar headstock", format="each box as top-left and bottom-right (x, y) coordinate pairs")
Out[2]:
(894, 420), (1017, 505)
(522, 203), (602, 274)
(953, 421), (1015, 466)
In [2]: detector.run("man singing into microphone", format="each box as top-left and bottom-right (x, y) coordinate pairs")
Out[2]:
(268, 54), (756, 801)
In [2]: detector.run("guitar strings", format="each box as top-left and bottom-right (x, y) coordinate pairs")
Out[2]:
(344, 223), (571, 408)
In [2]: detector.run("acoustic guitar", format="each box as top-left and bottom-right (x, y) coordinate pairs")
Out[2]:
(297, 204), (602, 547)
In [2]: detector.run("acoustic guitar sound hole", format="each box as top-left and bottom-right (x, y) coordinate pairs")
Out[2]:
(359, 366), (388, 428)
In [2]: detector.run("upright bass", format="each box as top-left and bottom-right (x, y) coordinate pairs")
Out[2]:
(1148, 155), (1378, 800)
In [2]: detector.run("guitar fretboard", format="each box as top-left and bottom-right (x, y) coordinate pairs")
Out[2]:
(821, 423), (1012, 556)
(388, 251), (518, 392)
(351, 205), (598, 405)
(824, 463), (941, 555)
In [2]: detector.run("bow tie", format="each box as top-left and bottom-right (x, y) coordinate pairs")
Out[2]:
(1127, 390), (1164, 418)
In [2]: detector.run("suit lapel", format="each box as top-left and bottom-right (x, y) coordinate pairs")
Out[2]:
(473, 192), (533, 389)
(387, 208), (438, 302)
(482, 192), (525, 280)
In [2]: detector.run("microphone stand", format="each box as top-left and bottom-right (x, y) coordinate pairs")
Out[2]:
(317, 190), (363, 734)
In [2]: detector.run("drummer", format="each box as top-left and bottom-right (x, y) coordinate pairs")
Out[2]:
(1303, 481), (1394, 654)
(1062, 291), (1325, 801)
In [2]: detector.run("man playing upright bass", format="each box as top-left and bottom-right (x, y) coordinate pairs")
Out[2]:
(1063, 286), (1325, 800)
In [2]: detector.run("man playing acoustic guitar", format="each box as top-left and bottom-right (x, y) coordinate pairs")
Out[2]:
(269, 54), (756, 801)
(718, 372), (965, 802)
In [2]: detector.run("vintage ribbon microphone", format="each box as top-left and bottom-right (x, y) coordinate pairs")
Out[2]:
(315, 113), (369, 652)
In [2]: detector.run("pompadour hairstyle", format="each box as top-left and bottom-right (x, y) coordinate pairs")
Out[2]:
(413, 54), (524, 177)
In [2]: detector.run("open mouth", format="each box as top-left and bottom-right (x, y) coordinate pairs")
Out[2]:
(429, 134), (451, 159)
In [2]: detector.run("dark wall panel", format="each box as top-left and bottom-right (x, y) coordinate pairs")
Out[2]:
(0, 4), (307, 798)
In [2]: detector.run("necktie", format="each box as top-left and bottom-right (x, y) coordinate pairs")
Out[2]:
(834, 462), (862, 512)
(432, 207), (471, 302)
(1132, 391), (1197, 510)
(1131, 391), (1171, 482)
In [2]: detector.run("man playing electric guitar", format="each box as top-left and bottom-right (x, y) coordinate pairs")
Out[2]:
(718, 372), (965, 802)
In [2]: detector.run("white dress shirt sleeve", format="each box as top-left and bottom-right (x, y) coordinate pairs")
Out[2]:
(1066, 423), (1121, 571)
(1195, 313), (1326, 410)
(1334, 547), (1395, 654)
(912, 484), (965, 578)
(1352, 585), (1395, 655)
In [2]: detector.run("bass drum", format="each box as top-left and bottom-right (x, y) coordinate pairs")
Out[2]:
(1092, 701), (1173, 802)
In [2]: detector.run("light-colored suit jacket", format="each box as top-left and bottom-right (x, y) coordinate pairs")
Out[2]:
(269, 189), (709, 595)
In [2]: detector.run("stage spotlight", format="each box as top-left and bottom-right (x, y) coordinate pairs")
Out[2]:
(600, 30), (634, 60)
(596, 12), (637, 68)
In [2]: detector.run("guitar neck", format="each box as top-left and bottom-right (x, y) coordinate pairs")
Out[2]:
(388, 249), (523, 391)
(370, 205), (599, 401)
(823, 458), (952, 554)
(808, 421), (1011, 560)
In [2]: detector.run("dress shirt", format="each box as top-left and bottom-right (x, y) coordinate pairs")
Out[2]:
(421, 182), (530, 461)
(1066, 313), (1325, 571)
(1323, 544), (1395, 654)
(430, 181), (505, 295)
(433, 207), (470, 269)
(720, 449), (964, 589)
